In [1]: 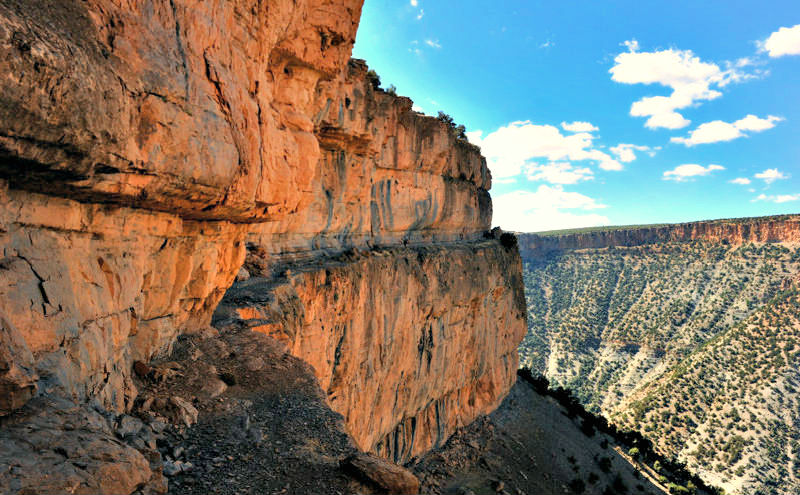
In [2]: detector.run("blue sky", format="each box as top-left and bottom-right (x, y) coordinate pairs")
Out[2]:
(352, 0), (800, 232)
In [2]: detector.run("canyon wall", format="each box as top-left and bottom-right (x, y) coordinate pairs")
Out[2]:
(518, 214), (800, 258)
(0, 0), (526, 473)
(215, 241), (525, 462)
(517, 217), (800, 494)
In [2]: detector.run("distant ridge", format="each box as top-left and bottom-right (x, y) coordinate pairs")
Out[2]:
(521, 213), (800, 237)
(516, 213), (800, 257)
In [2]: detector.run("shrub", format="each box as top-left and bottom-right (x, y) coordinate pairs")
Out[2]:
(366, 69), (381, 90)
(500, 232), (518, 250)
(568, 478), (586, 494)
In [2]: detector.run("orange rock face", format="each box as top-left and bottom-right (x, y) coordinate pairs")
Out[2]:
(215, 241), (526, 461)
(0, 0), (526, 471)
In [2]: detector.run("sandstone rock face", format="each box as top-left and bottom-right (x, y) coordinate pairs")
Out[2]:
(215, 241), (526, 462)
(0, 184), (247, 413)
(0, 0), (526, 483)
(517, 214), (800, 258)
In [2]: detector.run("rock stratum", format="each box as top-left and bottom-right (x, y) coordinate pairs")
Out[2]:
(0, 0), (526, 492)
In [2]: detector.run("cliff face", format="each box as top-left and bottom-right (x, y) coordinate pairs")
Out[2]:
(0, 0), (526, 482)
(215, 242), (525, 462)
(518, 215), (800, 257)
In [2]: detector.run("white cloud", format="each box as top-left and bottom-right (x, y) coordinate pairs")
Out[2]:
(610, 143), (657, 162)
(671, 115), (783, 146)
(730, 177), (751, 185)
(410, 0), (418, 6)
(610, 41), (749, 129)
(416, 9), (424, 20)
(754, 168), (789, 184)
(466, 120), (622, 178)
(754, 193), (800, 203)
(525, 162), (594, 185)
(492, 186), (609, 232)
(663, 164), (724, 182)
(760, 24), (800, 57)
(539, 39), (554, 49)
(561, 121), (598, 132)
(425, 39), (441, 49)
(412, 104), (424, 113)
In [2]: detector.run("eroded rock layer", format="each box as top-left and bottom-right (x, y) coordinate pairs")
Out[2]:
(0, 0), (525, 479)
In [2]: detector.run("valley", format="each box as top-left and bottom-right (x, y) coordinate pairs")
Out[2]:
(517, 215), (800, 495)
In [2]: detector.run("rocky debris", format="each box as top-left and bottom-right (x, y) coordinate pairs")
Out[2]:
(341, 453), (421, 494)
(131, 327), (369, 494)
(235, 267), (251, 282)
(134, 361), (153, 379)
(0, 396), (166, 495)
(412, 379), (666, 495)
(167, 397), (199, 427)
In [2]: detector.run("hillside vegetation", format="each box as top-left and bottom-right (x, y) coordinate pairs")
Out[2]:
(519, 238), (800, 495)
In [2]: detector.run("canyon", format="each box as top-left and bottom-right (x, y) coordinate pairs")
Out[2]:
(518, 215), (800, 495)
(0, 0), (525, 493)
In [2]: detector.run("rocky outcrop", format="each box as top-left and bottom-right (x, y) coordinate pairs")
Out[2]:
(518, 214), (800, 258)
(0, 0), (363, 416)
(0, 0), (526, 487)
(214, 241), (526, 462)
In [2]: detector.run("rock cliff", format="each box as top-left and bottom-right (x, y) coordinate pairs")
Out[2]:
(517, 214), (800, 258)
(0, 0), (526, 489)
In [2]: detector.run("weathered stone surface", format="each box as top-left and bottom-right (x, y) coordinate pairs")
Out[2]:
(0, 0), (362, 222)
(341, 453), (421, 494)
(0, 184), (247, 412)
(0, 396), (165, 495)
(215, 240), (527, 462)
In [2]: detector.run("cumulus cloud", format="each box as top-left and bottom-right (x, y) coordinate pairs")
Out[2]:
(663, 164), (724, 182)
(730, 177), (751, 185)
(466, 121), (622, 179)
(610, 41), (749, 129)
(609, 143), (658, 162)
(492, 186), (609, 233)
(754, 168), (789, 184)
(760, 24), (800, 57)
(425, 39), (441, 49)
(753, 193), (800, 203)
(561, 121), (598, 132)
(525, 162), (594, 185)
(410, 0), (418, 6)
(671, 114), (783, 146)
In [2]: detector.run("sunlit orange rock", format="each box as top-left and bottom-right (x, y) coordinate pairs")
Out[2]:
(0, 0), (526, 472)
